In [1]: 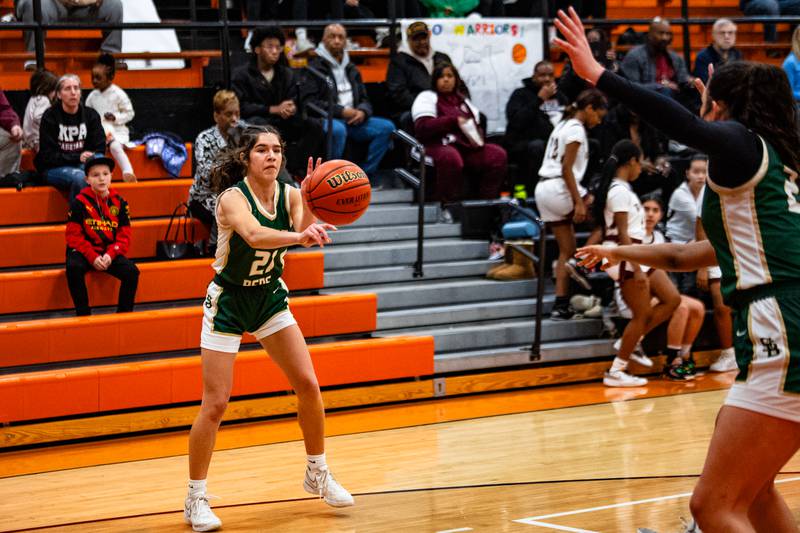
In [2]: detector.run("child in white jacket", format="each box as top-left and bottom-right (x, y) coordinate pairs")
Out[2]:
(86, 53), (136, 182)
(22, 68), (57, 152)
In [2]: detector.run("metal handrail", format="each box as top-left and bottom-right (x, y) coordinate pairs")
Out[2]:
(304, 65), (336, 160)
(392, 129), (426, 278)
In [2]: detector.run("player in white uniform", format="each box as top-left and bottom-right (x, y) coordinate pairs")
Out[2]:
(535, 88), (607, 319)
(593, 140), (680, 386)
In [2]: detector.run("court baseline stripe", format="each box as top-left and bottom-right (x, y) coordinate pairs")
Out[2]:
(435, 528), (474, 533)
(522, 521), (598, 533)
(514, 476), (800, 528)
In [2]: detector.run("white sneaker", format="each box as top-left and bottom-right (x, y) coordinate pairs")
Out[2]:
(604, 369), (648, 387)
(709, 349), (738, 373)
(613, 338), (654, 368)
(304, 466), (354, 507)
(184, 495), (221, 532)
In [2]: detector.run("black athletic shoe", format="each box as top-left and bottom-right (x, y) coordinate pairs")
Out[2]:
(550, 305), (575, 320)
(663, 363), (691, 381)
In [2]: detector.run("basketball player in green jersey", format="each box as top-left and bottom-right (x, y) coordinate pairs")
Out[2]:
(184, 126), (352, 532)
(558, 7), (800, 532)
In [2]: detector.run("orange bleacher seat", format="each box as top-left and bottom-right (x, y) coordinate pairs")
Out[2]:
(0, 252), (324, 314)
(0, 179), (193, 226)
(0, 336), (435, 422)
(0, 218), (209, 268)
(19, 145), (193, 181)
(0, 293), (377, 367)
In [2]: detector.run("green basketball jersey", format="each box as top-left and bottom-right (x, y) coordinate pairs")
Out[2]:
(212, 178), (293, 288)
(702, 137), (800, 303)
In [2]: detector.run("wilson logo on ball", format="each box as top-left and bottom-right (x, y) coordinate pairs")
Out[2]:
(326, 170), (366, 189)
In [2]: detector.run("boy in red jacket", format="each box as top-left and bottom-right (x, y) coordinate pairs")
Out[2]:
(65, 154), (139, 316)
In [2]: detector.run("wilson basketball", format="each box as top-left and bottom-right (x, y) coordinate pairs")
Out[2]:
(303, 159), (371, 225)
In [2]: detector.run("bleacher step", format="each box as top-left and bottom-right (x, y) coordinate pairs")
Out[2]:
(370, 188), (414, 204)
(329, 278), (536, 310)
(324, 259), (494, 287)
(433, 338), (615, 373)
(377, 297), (552, 330)
(384, 317), (604, 354)
(348, 204), (439, 227)
(331, 222), (460, 245)
(313, 238), (487, 270)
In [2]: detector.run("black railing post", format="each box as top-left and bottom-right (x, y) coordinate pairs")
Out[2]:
(305, 66), (335, 159)
(532, 221), (546, 360)
(189, 0), (198, 51)
(219, 0), (231, 89)
(33, 0), (45, 69)
(414, 145), (426, 278)
(681, 0), (691, 71)
(388, 0), (398, 56)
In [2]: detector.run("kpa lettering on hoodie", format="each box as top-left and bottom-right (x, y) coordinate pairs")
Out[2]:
(59, 123), (88, 152)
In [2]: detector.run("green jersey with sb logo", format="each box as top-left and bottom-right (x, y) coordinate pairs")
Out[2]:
(702, 137), (800, 304)
(212, 178), (293, 288)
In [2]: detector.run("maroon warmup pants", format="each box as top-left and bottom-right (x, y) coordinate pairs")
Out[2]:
(425, 142), (507, 203)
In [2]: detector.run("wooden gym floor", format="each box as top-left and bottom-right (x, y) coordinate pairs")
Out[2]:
(2, 370), (800, 532)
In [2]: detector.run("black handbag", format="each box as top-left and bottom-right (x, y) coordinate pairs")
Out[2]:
(156, 203), (203, 260)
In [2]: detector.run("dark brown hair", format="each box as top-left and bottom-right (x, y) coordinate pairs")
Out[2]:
(210, 125), (287, 194)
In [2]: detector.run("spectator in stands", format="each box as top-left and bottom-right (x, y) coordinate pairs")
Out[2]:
(740, 0), (800, 42)
(559, 28), (620, 102)
(16, 0), (124, 71)
(65, 154), (138, 317)
(621, 18), (691, 100)
(86, 53), (136, 183)
(308, 24), (395, 181)
(418, 0), (478, 17)
(232, 25), (324, 180)
(188, 90), (241, 256)
(666, 154), (707, 295)
(412, 63), (506, 212)
(505, 60), (568, 200)
(693, 19), (742, 84)
(22, 69), (57, 152)
(0, 89), (22, 178)
(386, 21), (453, 129)
(36, 74), (106, 202)
(784, 26), (800, 100)
(641, 194), (705, 381)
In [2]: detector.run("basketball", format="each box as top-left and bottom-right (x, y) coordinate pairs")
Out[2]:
(303, 159), (371, 225)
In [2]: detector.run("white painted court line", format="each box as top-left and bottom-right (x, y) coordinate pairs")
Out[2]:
(435, 528), (473, 533)
(522, 520), (598, 533)
(514, 476), (800, 528)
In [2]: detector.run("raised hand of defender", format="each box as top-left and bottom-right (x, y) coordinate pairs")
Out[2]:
(298, 222), (337, 248)
(301, 157), (322, 200)
(575, 244), (618, 270)
(552, 7), (605, 85)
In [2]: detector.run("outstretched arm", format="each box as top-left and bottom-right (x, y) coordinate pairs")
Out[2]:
(576, 239), (718, 272)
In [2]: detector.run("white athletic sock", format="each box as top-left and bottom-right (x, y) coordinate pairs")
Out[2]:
(680, 344), (692, 357)
(610, 357), (627, 373)
(307, 453), (327, 471)
(108, 139), (134, 175)
(721, 346), (735, 357)
(188, 479), (207, 498)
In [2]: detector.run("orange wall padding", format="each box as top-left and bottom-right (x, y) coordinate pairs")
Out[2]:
(0, 252), (324, 314)
(0, 292), (377, 368)
(0, 180), (193, 226)
(0, 336), (434, 421)
(20, 145), (193, 180)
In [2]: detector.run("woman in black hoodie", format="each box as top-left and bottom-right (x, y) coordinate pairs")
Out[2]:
(35, 73), (106, 201)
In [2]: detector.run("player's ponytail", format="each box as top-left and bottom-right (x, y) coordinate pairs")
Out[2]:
(592, 139), (642, 227)
(561, 88), (607, 122)
(210, 125), (287, 194)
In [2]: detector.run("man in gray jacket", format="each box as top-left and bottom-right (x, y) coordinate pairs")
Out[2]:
(621, 18), (690, 99)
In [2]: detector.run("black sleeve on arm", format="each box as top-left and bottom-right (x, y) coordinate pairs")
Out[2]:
(596, 70), (763, 188)
(35, 110), (77, 171)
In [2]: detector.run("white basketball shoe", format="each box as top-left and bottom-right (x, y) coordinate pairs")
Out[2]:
(304, 466), (355, 507)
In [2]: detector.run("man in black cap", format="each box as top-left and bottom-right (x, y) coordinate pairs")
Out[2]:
(65, 154), (139, 317)
(386, 21), (452, 129)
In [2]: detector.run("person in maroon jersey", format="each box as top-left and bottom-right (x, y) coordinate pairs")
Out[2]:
(65, 154), (139, 316)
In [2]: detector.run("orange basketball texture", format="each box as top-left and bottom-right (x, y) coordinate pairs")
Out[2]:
(303, 160), (371, 225)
